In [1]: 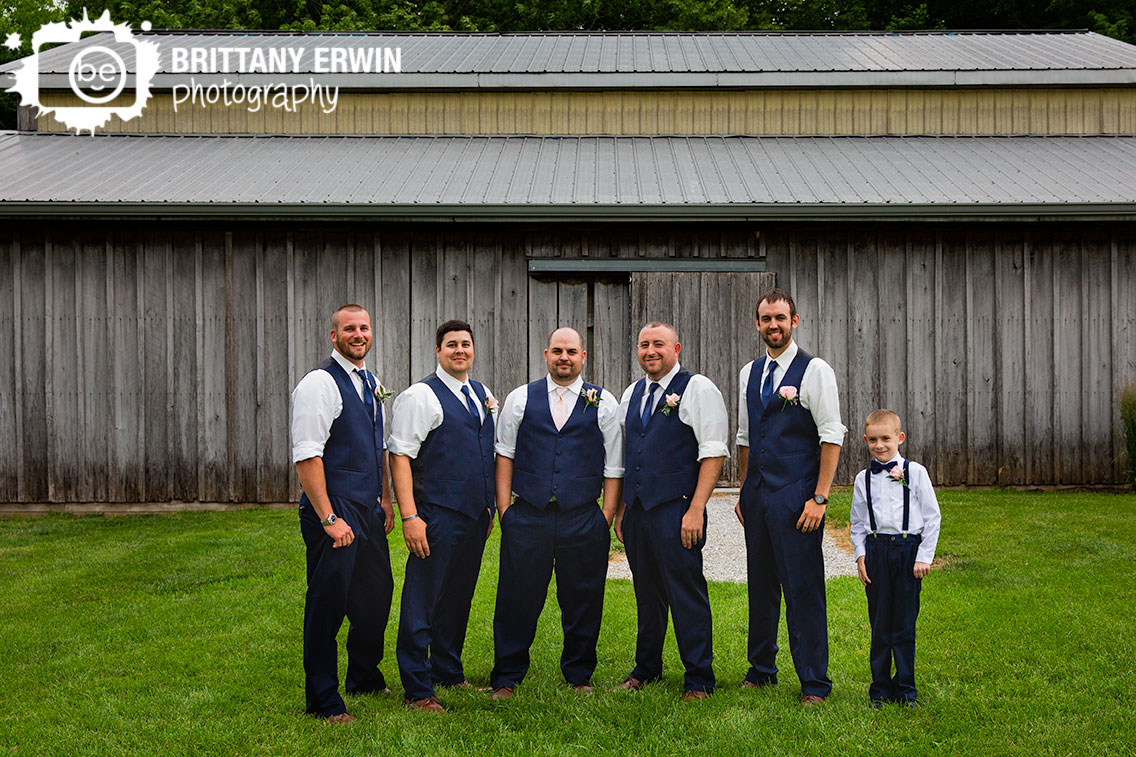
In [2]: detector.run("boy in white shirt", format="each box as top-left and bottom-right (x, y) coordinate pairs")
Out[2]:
(850, 409), (941, 708)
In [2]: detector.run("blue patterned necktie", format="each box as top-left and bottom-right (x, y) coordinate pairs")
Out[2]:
(358, 369), (375, 422)
(461, 384), (481, 425)
(641, 382), (658, 427)
(760, 361), (777, 408)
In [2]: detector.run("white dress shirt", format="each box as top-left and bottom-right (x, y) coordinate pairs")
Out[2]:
(618, 362), (730, 461)
(495, 374), (624, 478)
(291, 350), (387, 463)
(735, 340), (847, 448)
(386, 365), (495, 459)
(850, 454), (941, 565)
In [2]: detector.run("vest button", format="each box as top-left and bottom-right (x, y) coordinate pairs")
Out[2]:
(639, 432), (645, 438)
(635, 466), (641, 471)
(554, 468), (560, 473)
(556, 450), (562, 456)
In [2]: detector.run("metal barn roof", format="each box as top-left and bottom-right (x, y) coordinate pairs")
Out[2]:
(2, 132), (1134, 220)
(6, 31), (1136, 89)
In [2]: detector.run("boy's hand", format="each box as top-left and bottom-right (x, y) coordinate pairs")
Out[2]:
(856, 556), (870, 586)
(913, 561), (931, 579)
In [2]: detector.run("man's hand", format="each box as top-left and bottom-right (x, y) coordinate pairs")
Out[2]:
(681, 506), (704, 549)
(381, 498), (395, 535)
(614, 509), (624, 544)
(325, 518), (355, 549)
(913, 561), (931, 579)
(856, 556), (870, 586)
(734, 499), (745, 527)
(403, 516), (430, 558)
(796, 500), (825, 532)
(487, 513), (494, 539)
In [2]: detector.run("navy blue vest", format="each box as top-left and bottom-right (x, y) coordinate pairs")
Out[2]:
(314, 357), (383, 508)
(512, 380), (605, 510)
(741, 349), (821, 495)
(410, 373), (495, 518)
(623, 370), (699, 510)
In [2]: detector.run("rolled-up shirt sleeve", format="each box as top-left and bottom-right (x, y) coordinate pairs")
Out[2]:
(493, 385), (528, 459)
(679, 375), (730, 461)
(849, 470), (870, 562)
(386, 383), (442, 459)
(913, 463), (941, 565)
(736, 361), (754, 448)
(802, 359), (847, 446)
(291, 370), (340, 463)
(599, 388), (625, 478)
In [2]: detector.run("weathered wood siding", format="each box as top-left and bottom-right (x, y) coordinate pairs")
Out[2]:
(1, 220), (1134, 507)
(36, 88), (1136, 137)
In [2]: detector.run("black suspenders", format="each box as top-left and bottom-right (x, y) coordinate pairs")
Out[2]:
(865, 460), (911, 537)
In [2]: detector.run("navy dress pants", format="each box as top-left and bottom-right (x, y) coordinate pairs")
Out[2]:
(490, 499), (610, 689)
(623, 498), (715, 693)
(864, 533), (923, 703)
(299, 495), (394, 717)
(741, 478), (832, 698)
(396, 502), (490, 701)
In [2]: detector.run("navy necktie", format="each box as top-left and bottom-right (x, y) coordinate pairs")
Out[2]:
(641, 382), (658, 427)
(461, 385), (481, 425)
(870, 460), (898, 475)
(358, 369), (375, 422)
(760, 361), (777, 408)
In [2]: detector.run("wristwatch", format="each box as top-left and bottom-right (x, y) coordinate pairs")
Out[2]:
(321, 513), (338, 526)
(812, 494), (828, 506)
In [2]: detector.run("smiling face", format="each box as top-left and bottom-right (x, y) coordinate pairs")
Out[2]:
(545, 328), (586, 385)
(331, 308), (372, 367)
(864, 421), (905, 463)
(756, 298), (799, 356)
(636, 324), (680, 382)
(436, 329), (475, 379)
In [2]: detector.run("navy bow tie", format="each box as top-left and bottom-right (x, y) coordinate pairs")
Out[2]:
(870, 460), (898, 475)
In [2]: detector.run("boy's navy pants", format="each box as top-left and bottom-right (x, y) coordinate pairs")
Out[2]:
(864, 532), (923, 703)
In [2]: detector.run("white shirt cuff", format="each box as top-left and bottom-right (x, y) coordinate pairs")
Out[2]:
(696, 442), (730, 461)
(292, 443), (325, 464)
(603, 466), (625, 479)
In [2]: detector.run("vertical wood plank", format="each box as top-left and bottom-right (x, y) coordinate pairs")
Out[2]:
(1023, 231), (1055, 485)
(409, 230), (440, 382)
(0, 237), (17, 500)
(878, 229), (908, 430)
(257, 227), (290, 502)
(1112, 229), (1136, 482)
(229, 229), (261, 501)
(142, 231), (171, 501)
(168, 232), (198, 501)
(965, 229), (998, 484)
(377, 229), (413, 392)
(469, 230), (499, 392)
(495, 236), (530, 399)
(18, 230), (47, 502)
(905, 228), (937, 476)
(936, 229), (968, 484)
(1082, 230), (1113, 483)
(843, 229), (878, 484)
(1053, 231), (1082, 483)
(79, 234), (109, 501)
(527, 277), (559, 380)
(993, 229), (1026, 484)
(593, 278), (631, 398)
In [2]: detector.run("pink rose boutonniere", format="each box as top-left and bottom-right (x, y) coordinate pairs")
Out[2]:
(373, 382), (393, 404)
(661, 393), (681, 415)
(888, 465), (910, 489)
(484, 396), (499, 414)
(778, 385), (799, 411)
(582, 387), (601, 411)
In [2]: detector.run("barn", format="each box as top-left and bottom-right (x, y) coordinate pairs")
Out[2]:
(1, 30), (1135, 510)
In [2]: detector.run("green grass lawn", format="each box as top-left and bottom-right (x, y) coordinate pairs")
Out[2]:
(1, 490), (1134, 755)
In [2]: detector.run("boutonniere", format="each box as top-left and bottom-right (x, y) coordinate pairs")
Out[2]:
(582, 387), (601, 411)
(778, 385), (799, 411)
(373, 381), (393, 404)
(888, 465), (911, 489)
(484, 396), (499, 414)
(661, 393), (681, 415)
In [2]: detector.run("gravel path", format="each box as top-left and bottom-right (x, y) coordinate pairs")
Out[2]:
(607, 490), (856, 582)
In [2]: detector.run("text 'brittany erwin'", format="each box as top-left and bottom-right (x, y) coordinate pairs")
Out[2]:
(290, 291), (939, 719)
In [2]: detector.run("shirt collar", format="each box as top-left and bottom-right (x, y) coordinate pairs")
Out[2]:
(644, 361), (682, 393)
(331, 349), (365, 378)
(545, 374), (584, 395)
(765, 340), (799, 372)
(873, 453), (905, 470)
(435, 364), (472, 395)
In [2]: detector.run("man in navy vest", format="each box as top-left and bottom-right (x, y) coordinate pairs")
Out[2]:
(612, 322), (729, 701)
(291, 304), (395, 724)
(735, 288), (846, 705)
(388, 319), (496, 714)
(488, 327), (624, 699)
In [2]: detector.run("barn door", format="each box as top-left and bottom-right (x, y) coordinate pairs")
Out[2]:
(526, 274), (632, 396)
(630, 271), (777, 484)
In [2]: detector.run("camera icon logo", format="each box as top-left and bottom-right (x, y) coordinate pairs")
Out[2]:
(6, 9), (161, 134)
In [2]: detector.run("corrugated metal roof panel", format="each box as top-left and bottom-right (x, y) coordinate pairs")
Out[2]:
(1, 132), (1134, 218)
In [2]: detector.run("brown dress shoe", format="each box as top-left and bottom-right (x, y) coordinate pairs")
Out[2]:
(325, 712), (356, 724)
(681, 690), (710, 702)
(405, 696), (448, 714)
(801, 695), (826, 706)
(441, 680), (473, 689)
(572, 684), (595, 694)
(609, 676), (645, 692)
(490, 686), (514, 700)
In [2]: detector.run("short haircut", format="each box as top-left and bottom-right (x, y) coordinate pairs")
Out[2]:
(756, 288), (797, 319)
(547, 327), (584, 350)
(865, 409), (903, 433)
(331, 304), (367, 330)
(436, 319), (473, 349)
(638, 321), (679, 342)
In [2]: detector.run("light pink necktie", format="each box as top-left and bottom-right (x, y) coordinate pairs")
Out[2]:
(552, 386), (569, 431)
